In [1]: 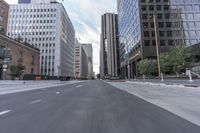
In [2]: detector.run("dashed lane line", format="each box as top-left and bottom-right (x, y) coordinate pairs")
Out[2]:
(30, 100), (42, 104)
(0, 110), (11, 116)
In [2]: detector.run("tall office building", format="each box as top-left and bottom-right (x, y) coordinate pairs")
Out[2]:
(7, 0), (75, 77)
(74, 40), (89, 79)
(81, 43), (93, 79)
(0, 0), (9, 33)
(117, 0), (200, 77)
(100, 13), (119, 77)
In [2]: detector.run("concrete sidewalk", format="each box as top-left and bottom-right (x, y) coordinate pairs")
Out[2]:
(127, 79), (200, 88)
(0, 80), (83, 95)
(108, 81), (200, 126)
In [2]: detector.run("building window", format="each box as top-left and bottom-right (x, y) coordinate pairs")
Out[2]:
(159, 31), (165, 37)
(157, 5), (162, 11)
(166, 22), (172, 28)
(144, 40), (150, 46)
(168, 40), (174, 46)
(158, 22), (164, 28)
(167, 31), (172, 37)
(142, 14), (148, 19)
(31, 55), (35, 65)
(31, 68), (34, 74)
(152, 40), (156, 46)
(144, 31), (150, 37)
(143, 22), (148, 28)
(18, 51), (23, 62)
(157, 14), (163, 19)
(151, 31), (155, 37)
(160, 40), (166, 46)
(164, 5), (170, 11)
(149, 5), (154, 11)
(142, 5), (147, 11)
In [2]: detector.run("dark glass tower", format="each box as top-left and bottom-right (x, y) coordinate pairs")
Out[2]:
(18, 0), (31, 4)
(100, 13), (120, 78)
(117, 0), (200, 77)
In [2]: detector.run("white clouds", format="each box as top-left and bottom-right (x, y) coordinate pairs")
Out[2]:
(64, 0), (117, 74)
(5, 0), (17, 4)
(5, 0), (117, 74)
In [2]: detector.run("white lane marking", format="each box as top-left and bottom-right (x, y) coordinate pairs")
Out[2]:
(0, 110), (11, 116)
(56, 92), (60, 94)
(76, 85), (85, 88)
(30, 100), (42, 104)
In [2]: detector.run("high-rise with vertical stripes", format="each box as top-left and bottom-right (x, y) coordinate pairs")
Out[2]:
(7, 0), (75, 77)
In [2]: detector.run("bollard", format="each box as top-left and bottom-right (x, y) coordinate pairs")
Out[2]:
(161, 73), (164, 82)
(143, 74), (146, 81)
(134, 76), (137, 80)
(188, 70), (193, 82)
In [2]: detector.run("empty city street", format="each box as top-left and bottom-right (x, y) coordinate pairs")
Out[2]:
(0, 80), (200, 133)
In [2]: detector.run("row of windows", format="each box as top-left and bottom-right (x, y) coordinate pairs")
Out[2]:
(8, 31), (55, 36)
(10, 14), (56, 18)
(142, 13), (200, 20)
(9, 19), (56, 24)
(34, 43), (55, 48)
(144, 30), (200, 37)
(41, 49), (55, 54)
(142, 4), (200, 12)
(142, 5), (170, 11)
(9, 24), (56, 30)
(11, 8), (57, 13)
(141, 0), (169, 3)
(41, 55), (55, 60)
(143, 30), (182, 37)
(41, 68), (55, 74)
(143, 21), (200, 29)
(144, 39), (181, 46)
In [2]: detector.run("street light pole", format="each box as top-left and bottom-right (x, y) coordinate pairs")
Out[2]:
(153, 14), (161, 77)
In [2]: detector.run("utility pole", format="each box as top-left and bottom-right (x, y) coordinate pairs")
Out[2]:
(153, 14), (161, 77)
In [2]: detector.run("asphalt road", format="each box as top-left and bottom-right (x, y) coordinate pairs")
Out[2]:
(0, 80), (200, 133)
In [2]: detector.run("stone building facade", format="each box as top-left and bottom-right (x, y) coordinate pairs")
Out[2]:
(0, 35), (40, 80)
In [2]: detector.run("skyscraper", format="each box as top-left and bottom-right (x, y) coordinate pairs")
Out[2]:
(117, 0), (200, 77)
(7, 1), (75, 77)
(74, 40), (89, 79)
(81, 43), (93, 79)
(100, 13), (119, 78)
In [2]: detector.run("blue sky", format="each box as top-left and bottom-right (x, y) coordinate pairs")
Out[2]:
(5, 0), (117, 74)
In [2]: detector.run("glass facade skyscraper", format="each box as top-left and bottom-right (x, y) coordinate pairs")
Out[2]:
(117, 0), (200, 77)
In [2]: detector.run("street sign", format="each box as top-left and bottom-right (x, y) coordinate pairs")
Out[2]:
(3, 64), (7, 69)
(186, 70), (190, 75)
(3, 69), (7, 72)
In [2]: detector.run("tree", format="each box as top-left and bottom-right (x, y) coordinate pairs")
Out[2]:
(159, 46), (194, 75)
(138, 59), (157, 76)
(168, 47), (193, 74)
(160, 53), (173, 74)
(10, 64), (26, 80)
